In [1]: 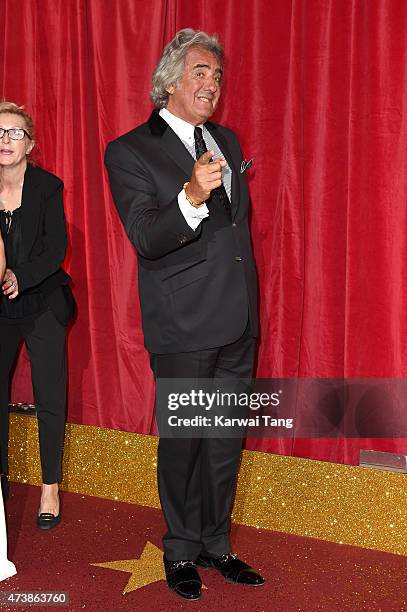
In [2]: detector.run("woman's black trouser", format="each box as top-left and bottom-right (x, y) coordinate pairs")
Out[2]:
(0, 309), (67, 484)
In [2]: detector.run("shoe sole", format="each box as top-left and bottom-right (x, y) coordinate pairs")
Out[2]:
(167, 585), (201, 601)
(196, 564), (265, 587)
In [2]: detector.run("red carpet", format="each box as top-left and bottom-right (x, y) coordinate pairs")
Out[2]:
(1, 483), (407, 611)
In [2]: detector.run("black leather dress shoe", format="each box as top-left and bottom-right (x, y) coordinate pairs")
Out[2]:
(196, 553), (265, 586)
(163, 556), (202, 600)
(37, 513), (61, 530)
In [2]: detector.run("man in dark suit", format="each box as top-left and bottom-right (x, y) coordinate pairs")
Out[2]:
(105, 29), (264, 601)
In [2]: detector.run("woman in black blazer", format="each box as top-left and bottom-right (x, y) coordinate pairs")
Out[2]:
(0, 101), (74, 529)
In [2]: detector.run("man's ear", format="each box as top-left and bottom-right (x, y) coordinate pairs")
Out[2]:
(166, 84), (175, 95)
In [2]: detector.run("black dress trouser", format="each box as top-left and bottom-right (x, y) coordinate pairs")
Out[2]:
(0, 309), (67, 484)
(150, 323), (256, 561)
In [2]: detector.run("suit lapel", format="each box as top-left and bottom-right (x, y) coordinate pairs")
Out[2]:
(148, 110), (194, 178)
(20, 165), (41, 253)
(205, 122), (240, 217)
(160, 128), (195, 177)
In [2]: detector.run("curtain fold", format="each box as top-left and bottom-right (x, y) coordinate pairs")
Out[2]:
(2, 0), (407, 464)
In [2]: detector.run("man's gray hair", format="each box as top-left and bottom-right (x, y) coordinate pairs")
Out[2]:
(151, 28), (224, 109)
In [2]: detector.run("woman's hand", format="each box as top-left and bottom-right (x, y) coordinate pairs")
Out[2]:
(2, 268), (19, 299)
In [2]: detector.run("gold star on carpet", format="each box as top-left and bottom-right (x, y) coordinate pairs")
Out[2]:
(92, 541), (165, 593)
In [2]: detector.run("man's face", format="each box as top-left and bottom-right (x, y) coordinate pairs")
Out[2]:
(166, 47), (222, 125)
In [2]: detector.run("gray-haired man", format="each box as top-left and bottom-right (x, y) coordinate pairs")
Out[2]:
(105, 29), (264, 601)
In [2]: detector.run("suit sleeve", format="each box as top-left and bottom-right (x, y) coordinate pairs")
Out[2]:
(13, 180), (68, 292)
(105, 139), (200, 260)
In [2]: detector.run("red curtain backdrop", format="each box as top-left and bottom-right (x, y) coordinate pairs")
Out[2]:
(1, 0), (407, 464)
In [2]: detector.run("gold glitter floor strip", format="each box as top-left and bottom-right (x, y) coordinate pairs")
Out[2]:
(8, 414), (407, 556)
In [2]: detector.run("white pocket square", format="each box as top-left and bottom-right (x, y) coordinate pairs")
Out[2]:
(240, 159), (253, 173)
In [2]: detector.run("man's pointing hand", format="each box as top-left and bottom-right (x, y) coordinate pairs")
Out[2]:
(185, 150), (226, 207)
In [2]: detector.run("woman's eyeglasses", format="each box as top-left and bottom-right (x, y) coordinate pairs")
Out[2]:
(0, 128), (31, 141)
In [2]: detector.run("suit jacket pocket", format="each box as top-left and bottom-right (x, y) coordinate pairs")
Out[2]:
(161, 260), (208, 295)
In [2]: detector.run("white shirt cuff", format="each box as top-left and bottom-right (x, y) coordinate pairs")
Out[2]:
(178, 189), (209, 230)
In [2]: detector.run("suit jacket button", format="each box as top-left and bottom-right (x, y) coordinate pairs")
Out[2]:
(232, 222), (237, 227)
(234, 256), (242, 262)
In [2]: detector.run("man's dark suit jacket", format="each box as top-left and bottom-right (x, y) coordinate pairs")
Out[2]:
(7, 164), (74, 326)
(105, 110), (258, 354)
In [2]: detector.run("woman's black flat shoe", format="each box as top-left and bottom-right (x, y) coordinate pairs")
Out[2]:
(37, 512), (61, 530)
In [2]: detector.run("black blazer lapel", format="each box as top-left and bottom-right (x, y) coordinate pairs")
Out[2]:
(20, 164), (42, 253)
(148, 110), (195, 178)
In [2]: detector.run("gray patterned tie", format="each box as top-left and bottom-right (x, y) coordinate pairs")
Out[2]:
(194, 127), (231, 216)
